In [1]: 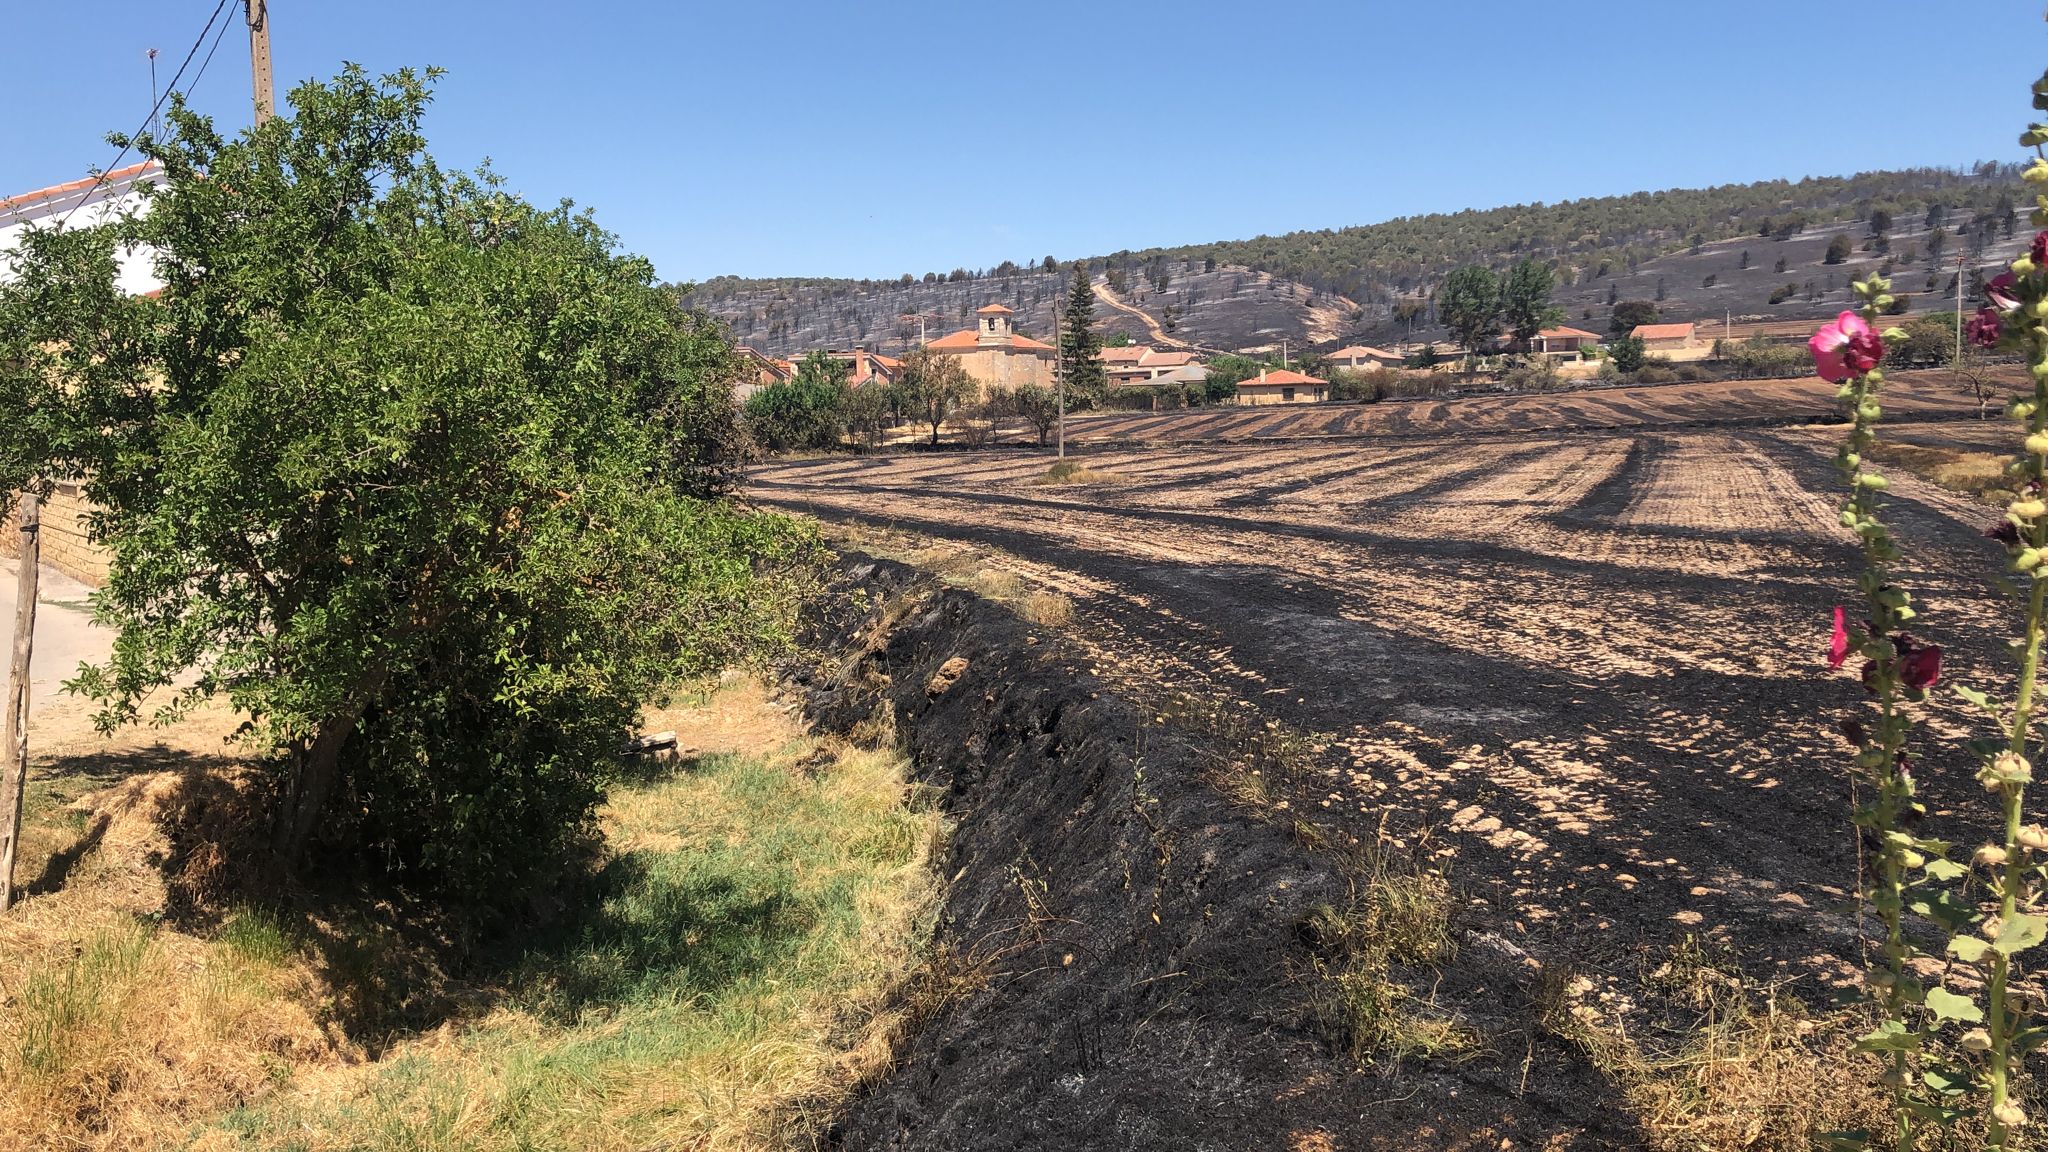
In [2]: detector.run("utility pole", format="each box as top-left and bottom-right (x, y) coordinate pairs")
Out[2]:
(0, 494), (41, 914)
(1054, 302), (1066, 459)
(1957, 249), (1967, 375)
(247, 1), (275, 126)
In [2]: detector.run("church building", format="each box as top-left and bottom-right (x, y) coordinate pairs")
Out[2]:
(924, 304), (1056, 393)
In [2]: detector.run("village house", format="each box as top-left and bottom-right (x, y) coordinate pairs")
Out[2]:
(1098, 344), (1202, 387)
(1, 161), (163, 294)
(733, 346), (793, 403)
(822, 347), (904, 387)
(0, 162), (166, 586)
(1235, 368), (1327, 406)
(1526, 325), (1601, 358)
(1631, 321), (1698, 354)
(925, 303), (1055, 393)
(1324, 344), (1404, 370)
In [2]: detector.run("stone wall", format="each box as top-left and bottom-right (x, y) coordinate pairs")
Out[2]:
(1, 484), (110, 586)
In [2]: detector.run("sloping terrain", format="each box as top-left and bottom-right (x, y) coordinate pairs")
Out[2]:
(683, 166), (2027, 357)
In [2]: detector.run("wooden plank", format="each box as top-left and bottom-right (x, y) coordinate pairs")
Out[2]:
(0, 493), (40, 912)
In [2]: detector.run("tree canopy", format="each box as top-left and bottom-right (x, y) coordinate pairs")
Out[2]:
(0, 68), (818, 905)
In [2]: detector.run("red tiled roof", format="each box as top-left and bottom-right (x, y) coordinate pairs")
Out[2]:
(975, 303), (1014, 314)
(0, 161), (161, 215)
(1631, 322), (1695, 341)
(1537, 326), (1600, 340)
(1327, 345), (1399, 360)
(926, 328), (1052, 353)
(1142, 350), (1197, 368)
(1241, 369), (1326, 387)
(1098, 346), (1150, 363)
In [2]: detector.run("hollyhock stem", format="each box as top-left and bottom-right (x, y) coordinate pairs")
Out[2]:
(1985, 337), (2048, 1148)
(1830, 282), (1924, 1152)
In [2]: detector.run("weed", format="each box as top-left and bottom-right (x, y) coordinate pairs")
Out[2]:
(1864, 438), (2017, 503)
(1018, 590), (1074, 627)
(1302, 851), (1472, 1068)
(1036, 459), (1123, 485)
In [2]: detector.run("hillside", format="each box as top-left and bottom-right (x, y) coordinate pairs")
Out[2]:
(679, 164), (2029, 357)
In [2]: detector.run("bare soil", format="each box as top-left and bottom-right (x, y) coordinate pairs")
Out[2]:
(756, 375), (2044, 1145)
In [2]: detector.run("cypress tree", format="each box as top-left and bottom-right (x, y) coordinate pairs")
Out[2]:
(1061, 266), (1106, 399)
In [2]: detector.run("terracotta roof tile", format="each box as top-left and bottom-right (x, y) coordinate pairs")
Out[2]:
(1241, 369), (1326, 387)
(1631, 322), (1695, 341)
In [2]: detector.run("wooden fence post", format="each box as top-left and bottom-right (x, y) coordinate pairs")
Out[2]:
(0, 493), (42, 912)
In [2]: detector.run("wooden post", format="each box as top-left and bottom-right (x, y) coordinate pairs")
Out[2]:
(0, 493), (40, 913)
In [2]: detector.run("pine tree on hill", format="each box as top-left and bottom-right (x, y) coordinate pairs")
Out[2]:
(1061, 267), (1106, 400)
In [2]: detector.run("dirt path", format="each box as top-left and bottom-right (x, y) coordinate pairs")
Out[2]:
(0, 560), (107, 721)
(751, 425), (2032, 985)
(1090, 276), (1199, 351)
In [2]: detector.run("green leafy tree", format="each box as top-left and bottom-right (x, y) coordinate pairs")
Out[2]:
(745, 352), (848, 451)
(1437, 265), (1501, 363)
(1011, 383), (1063, 447)
(1609, 334), (1647, 373)
(0, 68), (818, 900)
(1060, 267), (1106, 400)
(893, 350), (974, 444)
(1500, 257), (1564, 345)
(1609, 299), (1659, 336)
(1825, 233), (1854, 264)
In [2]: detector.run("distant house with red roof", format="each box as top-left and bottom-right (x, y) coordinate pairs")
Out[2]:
(1630, 322), (1698, 353)
(925, 303), (1054, 393)
(1235, 368), (1327, 406)
(822, 347), (904, 387)
(1325, 345), (1404, 370)
(1518, 326), (1601, 358)
(1098, 344), (1201, 386)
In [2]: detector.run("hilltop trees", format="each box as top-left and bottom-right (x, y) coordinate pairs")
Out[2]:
(0, 68), (818, 904)
(1825, 233), (1853, 264)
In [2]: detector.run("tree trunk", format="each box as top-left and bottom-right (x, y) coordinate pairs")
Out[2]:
(269, 663), (389, 871)
(0, 494), (41, 913)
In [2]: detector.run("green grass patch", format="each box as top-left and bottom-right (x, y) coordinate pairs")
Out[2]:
(208, 732), (940, 1151)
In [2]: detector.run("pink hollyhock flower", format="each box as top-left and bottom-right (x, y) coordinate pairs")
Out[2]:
(1969, 307), (2005, 348)
(2033, 230), (2048, 266)
(1810, 311), (1884, 382)
(1897, 635), (1943, 691)
(1988, 272), (2023, 313)
(1828, 606), (1850, 668)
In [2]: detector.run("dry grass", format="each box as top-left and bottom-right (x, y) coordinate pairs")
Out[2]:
(821, 522), (1079, 632)
(1034, 459), (1123, 486)
(0, 680), (941, 1152)
(1539, 939), (1890, 1151)
(1301, 855), (1477, 1068)
(1865, 438), (2019, 502)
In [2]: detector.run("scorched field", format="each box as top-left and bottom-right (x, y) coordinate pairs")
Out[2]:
(751, 378), (2035, 985)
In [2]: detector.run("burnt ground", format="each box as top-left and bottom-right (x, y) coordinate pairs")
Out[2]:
(759, 421), (2036, 978)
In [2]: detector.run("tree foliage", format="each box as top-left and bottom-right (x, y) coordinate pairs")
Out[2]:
(1499, 258), (1563, 344)
(1609, 299), (1659, 335)
(1060, 267), (1106, 400)
(0, 68), (819, 905)
(1437, 265), (1501, 355)
(745, 352), (849, 450)
(893, 350), (974, 444)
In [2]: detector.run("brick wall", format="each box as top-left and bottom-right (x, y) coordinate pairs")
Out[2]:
(1, 484), (110, 586)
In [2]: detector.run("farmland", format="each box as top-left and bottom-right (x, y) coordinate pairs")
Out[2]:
(750, 373), (2024, 984)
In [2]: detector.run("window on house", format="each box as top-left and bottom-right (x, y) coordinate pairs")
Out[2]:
(1282, 387), (1296, 402)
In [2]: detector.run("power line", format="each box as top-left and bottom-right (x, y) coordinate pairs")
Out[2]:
(187, 5), (238, 105)
(59, 0), (233, 230)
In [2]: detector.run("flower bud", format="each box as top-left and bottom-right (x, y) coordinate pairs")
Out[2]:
(1994, 1102), (2029, 1129)
(1980, 752), (2034, 791)
(2020, 257), (2041, 277)
(1964, 1028), (1995, 1051)
(2017, 548), (2043, 571)
(1978, 844), (2010, 866)
(2028, 433), (2048, 456)
(1857, 473), (1888, 491)
(2014, 500), (2048, 520)
(1881, 1068), (1911, 1089)
(2020, 824), (2048, 852)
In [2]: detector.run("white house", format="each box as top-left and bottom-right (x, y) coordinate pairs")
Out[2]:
(0, 162), (164, 295)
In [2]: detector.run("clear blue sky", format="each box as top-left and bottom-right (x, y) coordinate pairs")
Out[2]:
(4, 1), (2044, 283)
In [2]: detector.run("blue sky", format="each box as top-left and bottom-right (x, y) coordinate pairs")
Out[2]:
(4, 2), (2044, 283)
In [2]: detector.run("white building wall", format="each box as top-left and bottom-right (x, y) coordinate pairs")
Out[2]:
(0, 164), (164, 296)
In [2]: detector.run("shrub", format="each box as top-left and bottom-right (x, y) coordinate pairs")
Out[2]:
(1824, 233), (1853, 264)
(1721, 335), (1810, 379)
(1329, 367), (1403, 402)
(1609, 334), (1647, 373)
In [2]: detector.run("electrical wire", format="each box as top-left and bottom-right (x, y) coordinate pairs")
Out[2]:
(185, 4), (238, 107)
(58, 0), (233, 229)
